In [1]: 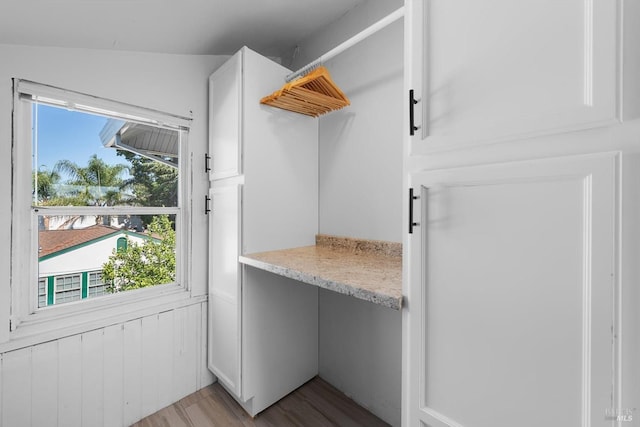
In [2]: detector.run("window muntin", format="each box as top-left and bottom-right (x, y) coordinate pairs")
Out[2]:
(12, 80), (190, 320)
(36, 270), (113, 307)
(87, 271), (108, 298)
(54, 274), (82, 304)
(37, 278), (47, 308)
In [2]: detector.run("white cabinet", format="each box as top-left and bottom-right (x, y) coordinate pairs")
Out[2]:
(208, 53), (241, 180)
(208, 184), (241, 394)
(407, 0), (619, 154)
(403, 1), (639, 426)
(407, 153), (617, 427)
(207, 47), (319, 416)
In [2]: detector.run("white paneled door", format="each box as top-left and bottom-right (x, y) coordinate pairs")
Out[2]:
(407, 153), (617, 427)
(408, 0), (619, 153)
(208, 51), (242, 181)
(208, 183), (243, 397)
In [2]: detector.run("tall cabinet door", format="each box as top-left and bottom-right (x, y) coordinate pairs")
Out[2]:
(209, 51), (242, 181)
(407, 153), (617, 427)
(208, 183), (242, 396)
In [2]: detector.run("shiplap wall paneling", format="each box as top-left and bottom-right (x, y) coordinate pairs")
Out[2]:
(123, 319), (143, 426)
(141, 315), (160, 417)
(82, 329), (105, 427)
(103, 324), (125, 427)
(58, 335), (83, 427)
(32, 341), (58, 426)
(2, 347), (32, 426)
(172, 304), (200, 402)
(157, 310), (176, 410)
(0, 302), (209, 427)
(198, 303), (213, 389)
(0, 354), (2, 427)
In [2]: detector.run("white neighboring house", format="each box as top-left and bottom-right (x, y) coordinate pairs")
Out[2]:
(38, 225), (152, 307)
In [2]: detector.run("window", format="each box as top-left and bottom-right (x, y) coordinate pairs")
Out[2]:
(54, 274), (82, 304)
(11, 80), (191, 328)
(117, 237), (128, 253)
(87, 271), (108, 298)
(35, 270), (112, 307)
(37, 278), (47, 309)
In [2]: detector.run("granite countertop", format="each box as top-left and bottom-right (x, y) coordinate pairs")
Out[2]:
(238, 234), (403, 310)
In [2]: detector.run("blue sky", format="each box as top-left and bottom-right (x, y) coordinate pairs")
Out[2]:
(34, 104), (127, 177)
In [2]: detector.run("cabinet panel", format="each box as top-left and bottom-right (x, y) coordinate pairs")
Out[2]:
(242, 268), (318, 414)
(409, 0), (618, 152)
(206, 47), (318, 415)
(208, 183), (242, 395)
(209, 50), (242, 180)
(408, 153), (617, 427)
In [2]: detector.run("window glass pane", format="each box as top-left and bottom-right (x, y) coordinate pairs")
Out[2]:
(38, 278), (47, 308)
(38, 214), (177, 304)
(88, 271), (108, 298)
(32, 104), (179, 208)
(54, 274), (82, 305)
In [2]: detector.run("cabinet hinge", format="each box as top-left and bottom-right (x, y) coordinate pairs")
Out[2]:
(408, 187), (419, 234)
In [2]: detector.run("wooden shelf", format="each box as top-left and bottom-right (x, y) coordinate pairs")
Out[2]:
(239, 235), (402, 310)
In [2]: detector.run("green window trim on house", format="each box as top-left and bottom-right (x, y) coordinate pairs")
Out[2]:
(82, 272), (88, 299)
(117, 237), (128, 252)
(47, 276), (54, 306)
(40, 269), (108, 307)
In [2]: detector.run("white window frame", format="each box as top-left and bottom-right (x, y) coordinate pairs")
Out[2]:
(9, 79), (193, 339)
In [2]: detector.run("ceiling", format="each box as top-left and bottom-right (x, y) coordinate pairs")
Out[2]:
(0, 0), (365, 57)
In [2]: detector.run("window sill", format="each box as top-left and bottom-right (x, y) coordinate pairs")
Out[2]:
(2, 284), (206, 353)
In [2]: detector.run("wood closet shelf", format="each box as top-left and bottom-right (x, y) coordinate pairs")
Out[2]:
(239, 235), (402, 310)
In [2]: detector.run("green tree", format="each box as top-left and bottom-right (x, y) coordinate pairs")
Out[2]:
(54, 154), (130, 206)
(118, 152), (178, 227)
(102, 215), (176, 292)
(118, 152), (176, 205)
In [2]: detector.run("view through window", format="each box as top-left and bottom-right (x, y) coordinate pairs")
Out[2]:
(31, 102), (182, 308)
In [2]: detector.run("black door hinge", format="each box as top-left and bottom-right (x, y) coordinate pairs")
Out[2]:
(205, 153), (211, 173)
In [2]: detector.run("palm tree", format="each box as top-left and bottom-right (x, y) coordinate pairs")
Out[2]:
(52, 155), (131, 227)
(32, 167), (61, 204)
(55, 154), (130, 206)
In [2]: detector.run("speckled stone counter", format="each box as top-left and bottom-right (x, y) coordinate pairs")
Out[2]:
(239, 235), (402, 310)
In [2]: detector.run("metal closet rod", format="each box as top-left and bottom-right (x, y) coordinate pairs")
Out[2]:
(285, 6), (405, 82)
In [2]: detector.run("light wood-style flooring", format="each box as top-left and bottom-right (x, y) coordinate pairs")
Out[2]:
(131, 376), (390, 427)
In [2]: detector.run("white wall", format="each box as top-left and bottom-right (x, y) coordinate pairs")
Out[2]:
(290, 1), (403, 425)
(291, 0), (403, 243)
(0, 44), (225, 426)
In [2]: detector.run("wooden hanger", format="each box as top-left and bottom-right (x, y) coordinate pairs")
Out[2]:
(260, 66), (350, 117)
